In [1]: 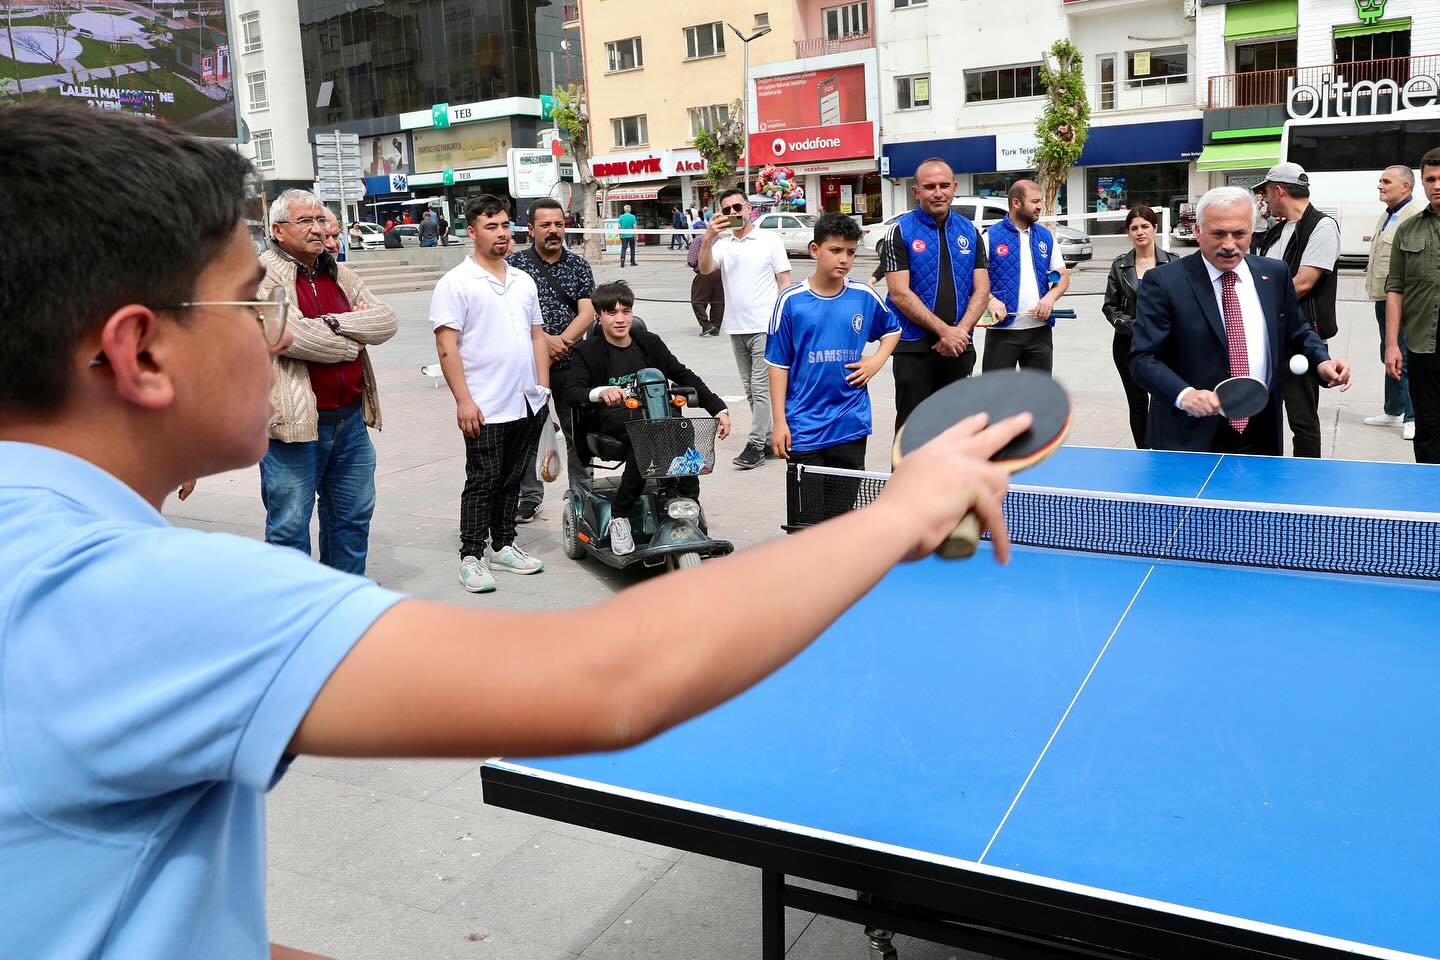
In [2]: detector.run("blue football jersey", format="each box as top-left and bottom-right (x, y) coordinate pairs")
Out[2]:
(765, 280), (901, 452)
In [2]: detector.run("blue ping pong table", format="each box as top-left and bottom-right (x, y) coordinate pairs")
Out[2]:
(482, 447), (1440, 960)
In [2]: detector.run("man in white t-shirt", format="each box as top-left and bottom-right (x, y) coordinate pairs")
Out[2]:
(430, 195), (552, 593)
(698, 188), (793, 469)
(981, 180), (1070, 373)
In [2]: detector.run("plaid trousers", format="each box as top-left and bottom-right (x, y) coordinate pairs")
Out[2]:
(460, 409), (545, 557)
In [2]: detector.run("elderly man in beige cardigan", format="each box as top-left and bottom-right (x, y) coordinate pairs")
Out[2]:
(259, 189), (398, 575)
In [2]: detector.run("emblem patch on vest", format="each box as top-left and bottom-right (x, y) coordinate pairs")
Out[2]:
(957, 235), (971, 254)
(852, 313), (863, 333)
(1039, 241), (1048, 254)
(911, 238), (927, 253)
(995, 243), (1010, 257)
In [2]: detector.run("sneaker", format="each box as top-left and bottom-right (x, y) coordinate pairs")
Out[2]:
(491, 543), (545, 575)
(458, 555), (496, 593)
(733, 443), (766, 469)
(1364, 413), (1404, 427)
(608, 517), (636, 556)
(1404, 420), (1416, 440)
(516, 500), (542, 523)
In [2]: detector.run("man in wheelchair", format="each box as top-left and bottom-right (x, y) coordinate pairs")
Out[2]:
(566, 281), (731, 555)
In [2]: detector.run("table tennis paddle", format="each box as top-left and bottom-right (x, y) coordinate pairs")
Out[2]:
(1214, 376), (1268, 419)
(975, 308), (1076, 328)
(892, 370), (1071, 559)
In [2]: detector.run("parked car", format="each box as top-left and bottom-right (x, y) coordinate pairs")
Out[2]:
(864, 196), (1094, 267)
(352, 222), (385, 251)
(754, 211), (821, 257)
(395, 224), (420, 245)
(1172, 202), (1198, 246)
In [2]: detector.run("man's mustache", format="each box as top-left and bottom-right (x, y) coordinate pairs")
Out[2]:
(1217, 247), (1243, 258)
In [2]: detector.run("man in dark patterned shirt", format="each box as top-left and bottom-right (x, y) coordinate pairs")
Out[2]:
(507, 198), (597, 520)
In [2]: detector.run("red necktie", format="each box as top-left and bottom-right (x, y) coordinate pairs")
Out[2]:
(1219, 270), (1250, 433)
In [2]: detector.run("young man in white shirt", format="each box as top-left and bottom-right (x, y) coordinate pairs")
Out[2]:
(698, 188), (793, 469)
(430, 195), (552, 593)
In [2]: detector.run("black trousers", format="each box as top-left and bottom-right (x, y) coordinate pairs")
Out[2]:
(791, 437), (867, 526)
(460, 408), (545, 557)
(893, 347), (977, 431)
(619, 237), (637, 265)
(1409, 350), (1440, 464)
(982, 325), (1054, 373)
(691, 271), (724, 334)
(1281, 365), (1321, 458)
(1112, 331), (1149, 449)
(1211, 397), (1283, 456)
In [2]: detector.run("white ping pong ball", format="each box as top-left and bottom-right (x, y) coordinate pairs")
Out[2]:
(1289, 354), (1309, 376)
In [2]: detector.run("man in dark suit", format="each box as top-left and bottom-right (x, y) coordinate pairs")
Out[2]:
(1130, 187), (1351, 455)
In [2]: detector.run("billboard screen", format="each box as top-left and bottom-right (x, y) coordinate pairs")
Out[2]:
(361, 134), (410, 177)
(756, 64), (866, 132)
(412, 119), (510, 173)
(0, 0), (238, 138)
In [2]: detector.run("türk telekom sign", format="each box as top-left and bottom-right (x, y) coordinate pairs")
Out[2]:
(746, 122), (874, 166)
(587, 149), (708, 183)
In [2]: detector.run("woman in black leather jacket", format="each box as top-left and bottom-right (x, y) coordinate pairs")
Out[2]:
(1102, 205), (1178, 448)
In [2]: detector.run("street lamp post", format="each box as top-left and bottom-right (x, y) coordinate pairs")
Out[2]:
(727, 23), (771, 199)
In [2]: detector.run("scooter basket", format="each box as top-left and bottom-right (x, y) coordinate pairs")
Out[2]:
(625, 417), (718, 479)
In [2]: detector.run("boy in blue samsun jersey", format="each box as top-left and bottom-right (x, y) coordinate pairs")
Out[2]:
(767, 213), (900, 522)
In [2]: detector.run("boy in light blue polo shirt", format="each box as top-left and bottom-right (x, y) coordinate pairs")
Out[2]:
(0, 103), (1026, 959)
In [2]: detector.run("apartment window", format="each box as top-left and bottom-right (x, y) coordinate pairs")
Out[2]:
(688, 103), (730, 139)
(612, 114), (648, 148)
(1126, 45), (1189, 86)
(1335, 28), (1410, 64)
(606, 37), (643, 72)
(240, 11), (261, 53)
(251, 129), (274, 170)
(894, 0), (926, 7)
(1235, 38), (1297, 73)
(964, 63), (1047, 103)
(754, 12), (770, 28)
(896, 74), (930, 110)
(823, 2), (868, 40)
(246, 70), (268, 111)
(684, 22), (725, 60)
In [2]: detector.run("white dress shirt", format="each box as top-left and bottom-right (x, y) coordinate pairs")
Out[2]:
(1176, 258), (1271, 409)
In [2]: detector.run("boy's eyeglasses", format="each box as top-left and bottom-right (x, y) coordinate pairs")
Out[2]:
(87, 287), (291, 367)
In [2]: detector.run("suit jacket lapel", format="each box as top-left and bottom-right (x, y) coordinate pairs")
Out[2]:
(1184, 254), (1225, 344)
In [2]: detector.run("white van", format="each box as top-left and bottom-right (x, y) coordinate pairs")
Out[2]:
(864, 195), (1094, 266)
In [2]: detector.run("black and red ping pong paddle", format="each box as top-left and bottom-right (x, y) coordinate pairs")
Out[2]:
(892, 370), (1071, 559)
(1214, 376), (1268, 420)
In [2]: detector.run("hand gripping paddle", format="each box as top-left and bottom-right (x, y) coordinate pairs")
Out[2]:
(1214, 376), (1268, 419)
(892, 370), (1072, 559)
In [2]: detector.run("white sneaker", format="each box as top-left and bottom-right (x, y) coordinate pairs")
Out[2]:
(1363, 413), (1404, 427)
(491, 543), (545, 575)
(608, 517), (636, 556)
(459, 555), (496, 593)
(1404, 421), (1416, 440)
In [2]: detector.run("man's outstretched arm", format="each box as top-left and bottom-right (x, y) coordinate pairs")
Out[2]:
(290, 413), (1031, 760)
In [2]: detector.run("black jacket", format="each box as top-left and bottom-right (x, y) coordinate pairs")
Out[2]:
(566, 330), (727, 417)
(1256, 203), (1339, 339)
(1129, 253), (1329, 453)
(1102, 246), (1178, 334)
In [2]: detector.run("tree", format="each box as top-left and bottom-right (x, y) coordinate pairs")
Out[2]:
(1033, 39), (1090, 218)
(691, 99), (744, 193)
(1, 0), (26, 98)
(550, 83), (604, 261)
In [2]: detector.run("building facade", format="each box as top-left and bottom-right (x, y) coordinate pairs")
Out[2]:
(877, 0), (1204, 232)
(233, 0), (315, 195)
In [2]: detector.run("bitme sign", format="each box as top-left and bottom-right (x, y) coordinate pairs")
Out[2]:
(747, 121), (873, 165)
(1286, 73), (1440, 119)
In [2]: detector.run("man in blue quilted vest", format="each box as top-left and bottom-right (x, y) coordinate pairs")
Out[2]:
(881, 158), (991, 429)
(983, 179), (1071, 373)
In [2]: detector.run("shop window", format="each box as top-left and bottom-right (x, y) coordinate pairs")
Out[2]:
(240, 12), (261, 53)
(684, 22), (725, 60)
(964, 63), (1046, 103)
(1084, 163), (1189, 234)
(607, 37), (643, 72)
(896, 74), (930, 110)
(612, 115), (649, 148)
(688, 104), (730, 140)
(246, 71), (268, 111)
(1126, 46), (1188, 87)
(823, 2), (868, 40)
(252, 129), (274, 170)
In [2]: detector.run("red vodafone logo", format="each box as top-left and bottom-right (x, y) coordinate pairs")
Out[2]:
(995, 243), (1011, 257)
(911, 238), (927, 253)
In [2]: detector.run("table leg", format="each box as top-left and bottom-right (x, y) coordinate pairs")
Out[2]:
(858, 891), (899, 960)
(761, 870), (785, 960)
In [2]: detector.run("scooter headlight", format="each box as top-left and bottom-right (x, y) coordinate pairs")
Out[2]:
(666, 498), (701, 521)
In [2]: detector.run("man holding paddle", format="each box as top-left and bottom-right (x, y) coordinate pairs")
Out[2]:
(1130, 186), (1350, 455)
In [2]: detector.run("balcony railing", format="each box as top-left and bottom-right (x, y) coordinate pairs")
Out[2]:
(1089, 74), (1198, 112)
(561, 2), (579, 26)
(1207, 54), (1440, 110)
(793, 33), (874, 58)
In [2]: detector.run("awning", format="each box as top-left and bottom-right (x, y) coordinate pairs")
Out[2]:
(1334, 17), (1411, 39)
(605, 183), (667, 202)
(1195, 139), (1281, 172)
(1224, 0), (1297, 42)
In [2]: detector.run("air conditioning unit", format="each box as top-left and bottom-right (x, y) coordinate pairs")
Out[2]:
(1183, 0), (1197, 19)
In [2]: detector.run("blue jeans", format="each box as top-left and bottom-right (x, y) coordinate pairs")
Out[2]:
(1376, 301), (1414, 422)
(260, 406), (377, 576)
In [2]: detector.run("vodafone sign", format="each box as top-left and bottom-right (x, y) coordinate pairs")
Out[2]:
(748, 121), (873, 165)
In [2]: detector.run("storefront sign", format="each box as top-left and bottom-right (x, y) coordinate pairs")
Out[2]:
(508, 148), (560, 198)
(587, 150), (708, 183)
(756, 64), (868, 132)
(1355, 0), (1386, 26)
(413, 120), (510, 173)
(747, 122), (874, 166)
(1286, 73), (1440, 118)
(791, 158), (878, 176)
(995, 132), (1039, 172)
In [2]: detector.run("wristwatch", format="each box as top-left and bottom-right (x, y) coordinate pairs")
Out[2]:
(322, 314), (341, 333)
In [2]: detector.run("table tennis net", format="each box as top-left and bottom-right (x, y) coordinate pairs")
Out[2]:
(784, 463), (1440, 580)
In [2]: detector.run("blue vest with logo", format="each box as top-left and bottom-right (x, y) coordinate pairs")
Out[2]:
(987, 218), (1054, 327)
(885, 208), (979, 342)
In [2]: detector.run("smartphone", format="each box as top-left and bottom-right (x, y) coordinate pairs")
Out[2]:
(818, 75), (841, 126)
(729, 215), (745, 229)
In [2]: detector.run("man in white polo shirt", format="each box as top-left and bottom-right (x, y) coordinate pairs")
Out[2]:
(430, 194), (551, 593)
(698, 188), (793, 469)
